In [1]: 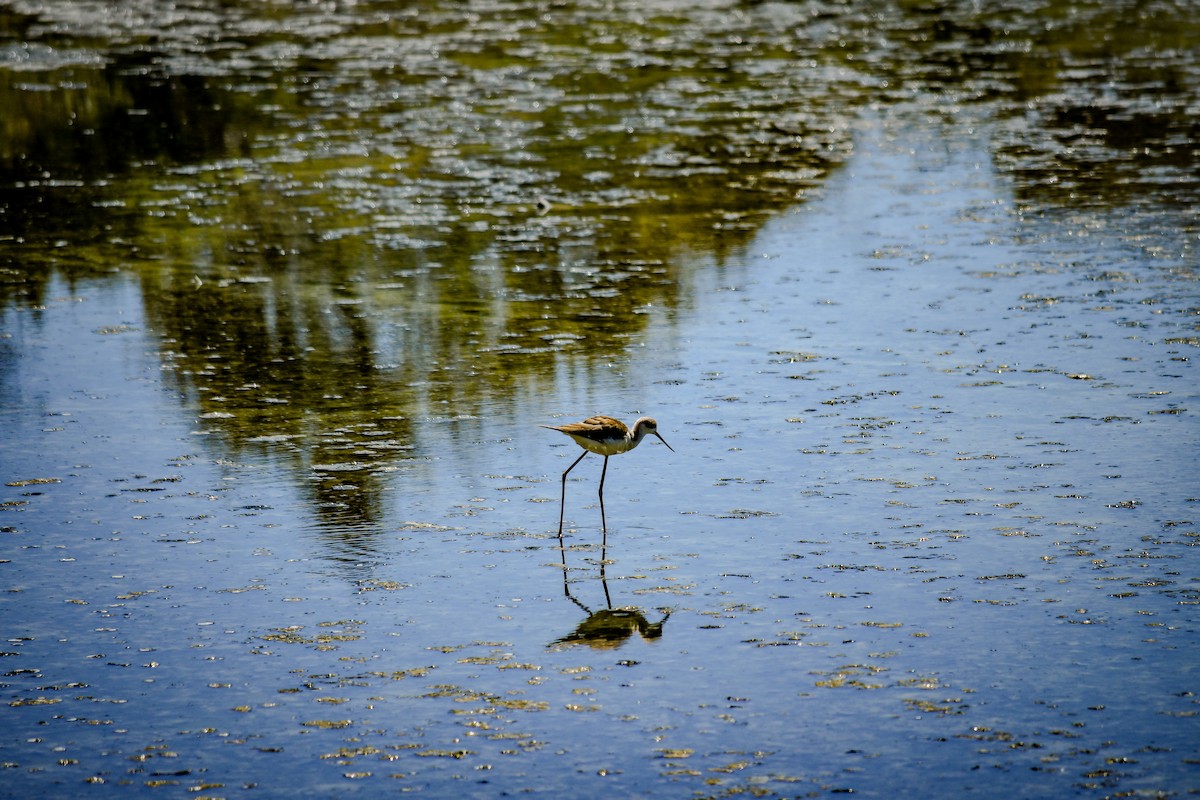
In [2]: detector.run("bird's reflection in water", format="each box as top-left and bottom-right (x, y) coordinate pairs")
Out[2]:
(551, 541), (671, 650)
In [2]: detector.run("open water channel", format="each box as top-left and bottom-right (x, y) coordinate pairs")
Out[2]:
(2, 1), (1198, 797)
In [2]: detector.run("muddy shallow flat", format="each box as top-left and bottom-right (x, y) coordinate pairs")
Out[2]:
(3, 1), (1198, 797)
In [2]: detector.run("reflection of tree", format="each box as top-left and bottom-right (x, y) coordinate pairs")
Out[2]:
(142, 241), (418, 531)
(30, 1), (846, 536)
(0, 52), (243, 187)
(855, 0), (1200, 210)
(4, 0), (1196, 535)
(0, 41), (263, 309)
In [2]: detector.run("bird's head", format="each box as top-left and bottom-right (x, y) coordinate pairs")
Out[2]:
(635, 417), (674, 452)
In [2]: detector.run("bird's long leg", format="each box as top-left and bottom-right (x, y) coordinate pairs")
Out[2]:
(598, 455), (610, 553)
(600, 561), (612, 609)
(558, 450), (588, 536)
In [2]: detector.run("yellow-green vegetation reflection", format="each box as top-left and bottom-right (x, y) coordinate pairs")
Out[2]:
(4, 0), (1197, 530)
(1, 0), (857, 529)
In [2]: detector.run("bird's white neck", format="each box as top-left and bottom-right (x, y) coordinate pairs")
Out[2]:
(627, 420), (652, 448)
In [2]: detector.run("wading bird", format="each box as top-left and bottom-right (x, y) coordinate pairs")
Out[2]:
(541, 415), (674, 544)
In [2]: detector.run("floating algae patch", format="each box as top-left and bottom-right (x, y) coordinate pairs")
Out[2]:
(302, 719), (353, 730)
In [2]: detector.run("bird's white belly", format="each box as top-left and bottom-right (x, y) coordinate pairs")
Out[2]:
(571, 435), (631, 457)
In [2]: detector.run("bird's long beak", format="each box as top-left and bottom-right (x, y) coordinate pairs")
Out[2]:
(655, 432), (675, 452)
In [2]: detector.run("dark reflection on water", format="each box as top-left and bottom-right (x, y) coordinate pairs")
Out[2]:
(553, 564), (672, 651)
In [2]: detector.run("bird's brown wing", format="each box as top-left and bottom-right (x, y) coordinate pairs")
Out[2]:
(545, 415), (628, 441)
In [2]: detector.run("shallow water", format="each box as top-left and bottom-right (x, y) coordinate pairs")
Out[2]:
(3, 1), (1199, 797)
